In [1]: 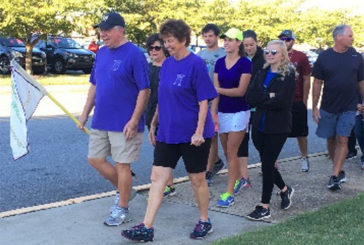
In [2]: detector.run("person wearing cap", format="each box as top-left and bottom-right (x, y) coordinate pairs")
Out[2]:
(122, 19), (217, 241)
(312, 24), (364, 191)
(246, 40), (296, 220)
(197, 23), (226, 186)
(211, 27), (252, 208)
(278, 30), (311, 172)
(78, 12), (150, 226)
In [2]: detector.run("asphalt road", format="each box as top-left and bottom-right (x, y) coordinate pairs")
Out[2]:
(0, 110), (327, 212)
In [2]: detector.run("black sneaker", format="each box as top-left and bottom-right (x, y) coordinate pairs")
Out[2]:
(121, 223), (154, 242)
(190, 219), (213, 239)
(327, 175), (341, 191)
(246, 205), (271, 221)
(337, 170), (346, 183)
(205, 171), (214, 186)
(211, 159), (224, 176)
(280, 186), (294, 210)
(346, 151), (357, 160)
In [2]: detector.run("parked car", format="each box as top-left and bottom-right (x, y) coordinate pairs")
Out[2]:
(36, 37), (95, 74)
(0, 37), (46, 74)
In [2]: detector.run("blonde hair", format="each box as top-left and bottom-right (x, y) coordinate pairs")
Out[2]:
(263, 40), (294, 77)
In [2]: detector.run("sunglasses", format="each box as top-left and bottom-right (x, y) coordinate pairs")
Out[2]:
(264, 49), (279, 55)
(280, 37), (293, 42)
(148, 46), (162, 51)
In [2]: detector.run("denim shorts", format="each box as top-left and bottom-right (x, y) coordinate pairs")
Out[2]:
(316, 110), (356, 138)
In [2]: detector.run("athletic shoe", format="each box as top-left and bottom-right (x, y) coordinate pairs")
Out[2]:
(121, 223), (154, 242)
(280, 186), (294, 210)
(163, 185), (176, 198)
(327, 175), (341, 191)
(205, 171), (214, 186)
(216, 192), (234, 207)
(300, 157), (310, 172)
(246, 205), (271, 221)
(190, 219), (213, 239)
(337, 170), (347, 183)
(211, 159), (224, 176)
(233, 177), (251, 195)
(346, 151), (357, 160)
(104, 206), (131, 226)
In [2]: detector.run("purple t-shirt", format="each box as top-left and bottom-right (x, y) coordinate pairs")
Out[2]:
(157, 53), (218, 144)
(90, 42), (150, 132)
(214, 56), (252, 113)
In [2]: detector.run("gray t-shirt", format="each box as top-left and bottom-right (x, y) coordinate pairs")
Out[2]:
(197, 47), (226, 82)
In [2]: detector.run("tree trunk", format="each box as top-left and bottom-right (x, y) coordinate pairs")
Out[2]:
(25, 44), (33, 74)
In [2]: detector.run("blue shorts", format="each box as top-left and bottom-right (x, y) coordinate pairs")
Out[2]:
(316, 110), (356, 138)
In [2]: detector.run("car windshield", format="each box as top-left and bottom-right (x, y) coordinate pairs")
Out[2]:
(53, 38), (81, 49)
(4, 38), (25, 47)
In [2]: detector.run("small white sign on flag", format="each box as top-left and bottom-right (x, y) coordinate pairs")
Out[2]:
(10, 60), (45, 160)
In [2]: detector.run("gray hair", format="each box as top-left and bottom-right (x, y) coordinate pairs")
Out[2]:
(332, 24), (351, 40)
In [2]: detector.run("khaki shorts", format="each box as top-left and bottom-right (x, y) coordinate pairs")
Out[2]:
(88, 129), (143, 163)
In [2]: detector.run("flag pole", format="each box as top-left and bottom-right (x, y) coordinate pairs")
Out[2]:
(11, 60), (90, 135)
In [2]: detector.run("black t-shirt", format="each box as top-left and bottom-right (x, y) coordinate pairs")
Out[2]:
(145, 63), (161, 128)
(312, 48), (364, 113)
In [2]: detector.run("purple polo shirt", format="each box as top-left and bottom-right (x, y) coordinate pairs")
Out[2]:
(90, 42), (150, 132)
(214, 56), (252, 113)
(157, 53), (218, 144)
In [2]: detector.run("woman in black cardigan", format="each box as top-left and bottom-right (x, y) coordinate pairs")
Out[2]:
(246, 40), (296, 221)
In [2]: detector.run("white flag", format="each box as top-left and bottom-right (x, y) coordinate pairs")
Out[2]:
(10, 60), (45, 160)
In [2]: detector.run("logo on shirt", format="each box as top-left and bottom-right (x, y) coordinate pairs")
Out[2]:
(173, 74), (185, 87)
(112, 60), (122, 71)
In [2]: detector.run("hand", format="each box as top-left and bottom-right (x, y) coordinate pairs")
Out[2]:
(148, 126), (157, 146)
(357, 104), (364, 113)
(78, 114), (88, 131)
(312, 107), (321, 124)
(212, 113), (219, 131)
(123, 119), (138, 141)
(191, 133), (205, 147)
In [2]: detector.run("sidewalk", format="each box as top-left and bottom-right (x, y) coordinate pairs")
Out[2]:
(1, 152), (363, 244)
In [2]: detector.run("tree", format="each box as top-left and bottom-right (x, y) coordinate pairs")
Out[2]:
(0, 0), (100, 74)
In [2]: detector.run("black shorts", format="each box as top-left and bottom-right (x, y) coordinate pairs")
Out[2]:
(288, 101), (309, 137)
(153, 138), (211, 174)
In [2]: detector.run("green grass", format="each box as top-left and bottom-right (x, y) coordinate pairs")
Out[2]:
(0, 73), (90, 86)
(213, 194), (364, 245)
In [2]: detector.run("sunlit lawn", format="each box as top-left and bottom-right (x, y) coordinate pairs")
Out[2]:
(0, 73), (90, 86)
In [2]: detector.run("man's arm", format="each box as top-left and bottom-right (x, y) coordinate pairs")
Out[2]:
(123, 88), (150, 140)
(78, 84), (96, 131)
(312, 78), (323, 123)
(302, 74), (311, 107)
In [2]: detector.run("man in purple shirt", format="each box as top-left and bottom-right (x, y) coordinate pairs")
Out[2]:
(78, 12), (150, 226)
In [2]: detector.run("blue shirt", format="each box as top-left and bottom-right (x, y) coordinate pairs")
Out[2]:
(214, 56), (252, 113)
(90, 42), (150, 132)
(157, 53), (218, 143)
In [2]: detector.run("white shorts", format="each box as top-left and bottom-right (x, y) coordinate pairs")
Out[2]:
(218, 111), (250, 133)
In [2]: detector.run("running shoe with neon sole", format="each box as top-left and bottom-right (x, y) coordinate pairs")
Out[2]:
(216, 192), (234, 207)
(163, 185), (176, 198)
(190, 219), (213, 239)
(233, 177), (251, 195)
(121, 223), (154, 242)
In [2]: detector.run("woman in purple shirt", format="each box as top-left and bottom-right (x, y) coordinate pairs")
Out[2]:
(211, 28), (252, 208)
(122, 20), (217, 242)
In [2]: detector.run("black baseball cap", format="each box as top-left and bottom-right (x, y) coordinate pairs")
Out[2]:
(95, 12), (125, 30)
(278, 30), (295, 40)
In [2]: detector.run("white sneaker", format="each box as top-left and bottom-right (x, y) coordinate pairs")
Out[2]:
(104, 206), (131, 226)
(300, 157), (309, 172)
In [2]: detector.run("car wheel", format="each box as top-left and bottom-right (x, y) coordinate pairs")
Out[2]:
(0, 56), (10, 74)
(53, 59), (66, 74)
(82, 68), (92, 74)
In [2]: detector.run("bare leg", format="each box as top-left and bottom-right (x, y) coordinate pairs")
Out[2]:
(115, 163), (132, 207)
(297, 137), (308, 157)
(327, 137), (336, 160)
(206, 135), (220, 172)
(189, 172), (210, 221)
(333, 135), (348, 176)
(143, 166), (172, 228)
(88, 158), (118, 187)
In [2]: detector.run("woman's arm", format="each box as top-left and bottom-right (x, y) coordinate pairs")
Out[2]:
(217, 73), (251, 97)
(191, 100), (208, 146)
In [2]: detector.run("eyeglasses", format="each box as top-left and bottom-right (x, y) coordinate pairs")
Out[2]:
(280, 37), (293, 42)
(264, 49), (279, 55)
(148, 46), (162, 51)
